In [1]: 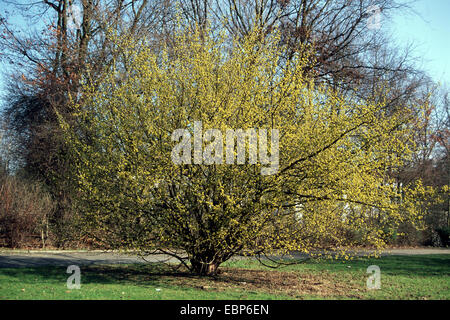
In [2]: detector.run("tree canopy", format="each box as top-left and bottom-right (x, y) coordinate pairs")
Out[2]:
(60, 25), (429, 275)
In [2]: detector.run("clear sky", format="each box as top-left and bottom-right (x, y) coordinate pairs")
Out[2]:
(0, 0), (449, 104)
(386, 0), (450, 86)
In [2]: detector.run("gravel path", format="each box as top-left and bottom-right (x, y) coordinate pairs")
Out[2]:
(0, 248), (449, 268)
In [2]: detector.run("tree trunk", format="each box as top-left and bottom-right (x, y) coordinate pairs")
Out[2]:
(190, 259), (220, 276)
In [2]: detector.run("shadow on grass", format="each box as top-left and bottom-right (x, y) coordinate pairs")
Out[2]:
(0, 255), (448, 290)
(0, 263), (195, 290)
(0, 262), (358, 298)
(301, 254), (450, 277)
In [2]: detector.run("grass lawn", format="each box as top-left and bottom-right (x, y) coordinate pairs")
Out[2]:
(0, 254), (448, 300)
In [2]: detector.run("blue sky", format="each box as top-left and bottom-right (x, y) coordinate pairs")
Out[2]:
(0, 0), (449, 103)
(386, 0), (450, 86)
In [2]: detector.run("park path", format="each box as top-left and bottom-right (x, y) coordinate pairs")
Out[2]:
(0, 251), (178, 268)
(0, 248), (449, 268)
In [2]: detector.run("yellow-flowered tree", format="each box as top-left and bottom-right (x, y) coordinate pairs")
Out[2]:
(61, 25), (428, 275)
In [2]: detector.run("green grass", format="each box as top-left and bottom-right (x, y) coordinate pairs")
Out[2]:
(0, 254), (449, 300)
(224, 254), (450, 299)
(0, 263), (291, 300)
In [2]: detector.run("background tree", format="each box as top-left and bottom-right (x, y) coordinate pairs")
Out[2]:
(0, 0), (171, 246)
